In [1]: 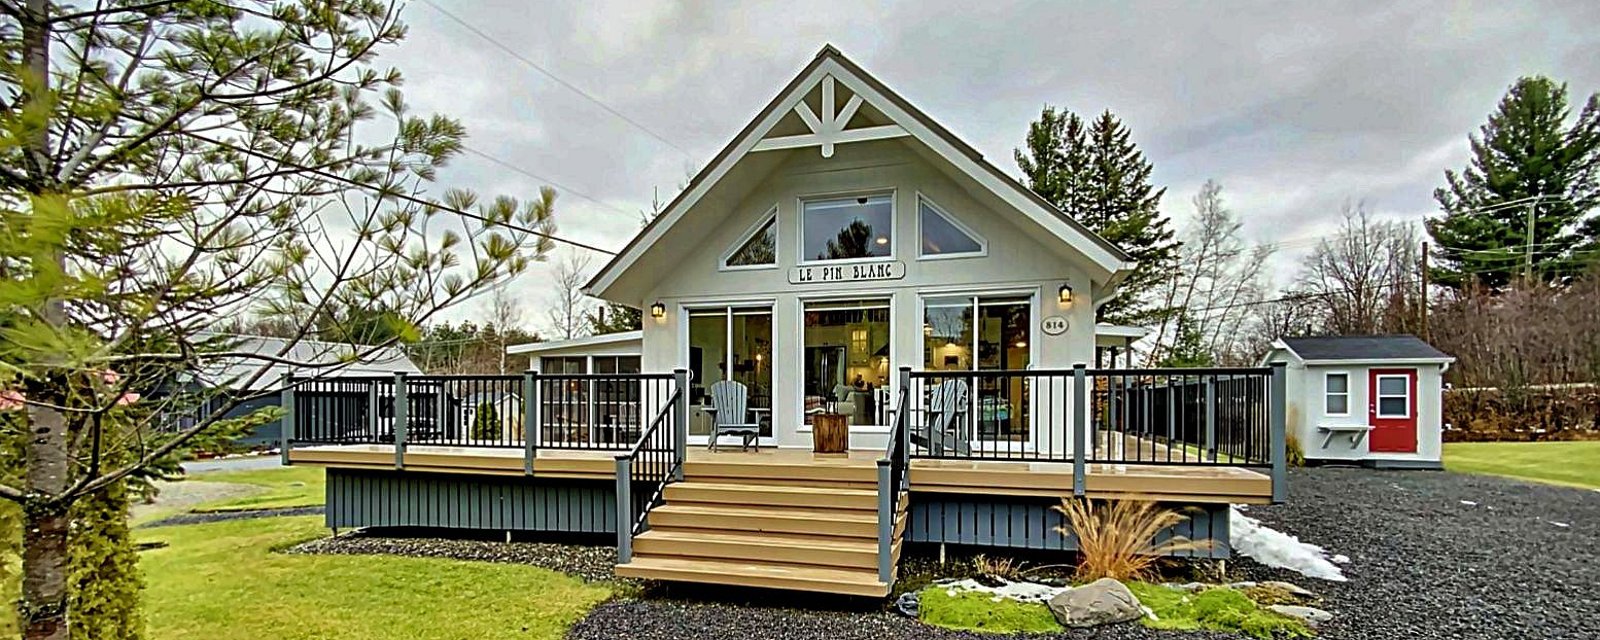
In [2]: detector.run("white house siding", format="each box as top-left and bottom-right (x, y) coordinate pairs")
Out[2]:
(634, 139), (1098, 450)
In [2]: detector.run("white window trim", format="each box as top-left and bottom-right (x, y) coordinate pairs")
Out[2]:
(718, 203), (780, 271)
(1323, 371), (1351, 417)
(915, 192), (987, 260)
(1374, 373), (1412, 419)
(794, 295), (895, 432)
(681, 303), (778, 444)
(915, 289), (1040, 448)
(796, 189), (897, 266)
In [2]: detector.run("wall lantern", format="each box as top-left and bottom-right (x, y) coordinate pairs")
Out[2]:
(1058, 284), (1074, 304)
(650, 302), (666, 319)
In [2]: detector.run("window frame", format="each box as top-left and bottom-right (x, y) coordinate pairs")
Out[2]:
(1322, 371), (1351, 417)
(796, 189), (897, 266)
(1374, 373), (1412, 419)
(915, 192), (987, 260)
(719, 204), (780, 271)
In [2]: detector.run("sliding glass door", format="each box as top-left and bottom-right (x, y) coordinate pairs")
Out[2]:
(923, 295), (1032, 444)
(687, 307), (773, 441)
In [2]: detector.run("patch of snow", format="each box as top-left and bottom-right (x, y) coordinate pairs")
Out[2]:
(1546, 520), (1570, 528)
(1331, 554), (1350, 564)
(1229, 507), (1348, 582)
(939, 578), (1067, 604)
(1459, 500), (1477, 506)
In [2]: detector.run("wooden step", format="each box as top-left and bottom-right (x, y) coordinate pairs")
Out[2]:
(683, 460), (879, 485)
(663, 482), (877, 510)
(615, 556), (888, 597)
(633, 529), (880, 569)
(646, 504), (879, 538)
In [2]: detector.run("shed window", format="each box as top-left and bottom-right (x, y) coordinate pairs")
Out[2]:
(801, 194), (892, 262)
(1324, 373), (1349, 415)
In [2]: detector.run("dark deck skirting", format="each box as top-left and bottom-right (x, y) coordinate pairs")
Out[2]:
(907, 494), (1231, 559)
(326, 468), (617, 534)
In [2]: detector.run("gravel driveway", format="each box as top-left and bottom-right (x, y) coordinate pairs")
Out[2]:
(566, 467), (1600, 640)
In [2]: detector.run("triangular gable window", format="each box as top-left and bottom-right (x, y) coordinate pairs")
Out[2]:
(919, 196), (984, 257)
(725, 207), (777, 268)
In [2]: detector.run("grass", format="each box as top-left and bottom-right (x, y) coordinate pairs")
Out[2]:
(186, 465), (327, 512)
(1444, 441), (1600, 490)
(138, 516), (612, 640)
(918, 583), (1309, 638)
(918, 587), (1063, 634)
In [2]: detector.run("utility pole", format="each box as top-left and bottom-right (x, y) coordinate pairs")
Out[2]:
(1524, 199), (1537, 282)
(1420, 241), (1430, 341)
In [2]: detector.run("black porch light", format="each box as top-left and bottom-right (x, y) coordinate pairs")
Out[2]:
(1058, 283), (1074, 304)
(650, 301), (666, 319)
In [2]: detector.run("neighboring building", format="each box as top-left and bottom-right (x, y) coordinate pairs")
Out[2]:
(187, 335), (421, 447)
(1261, 335), (1454, 469)
(287, 46), (1289, 598)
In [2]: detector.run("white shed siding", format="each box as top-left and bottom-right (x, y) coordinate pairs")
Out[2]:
(1271, 345), (1445, 466)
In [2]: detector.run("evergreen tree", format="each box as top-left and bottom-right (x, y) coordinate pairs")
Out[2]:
(588, 303), (643, 335)
(1427, 76), (1600, 289)
(1157, 312), (1215, 368)
(1017, 108), (1180, 323)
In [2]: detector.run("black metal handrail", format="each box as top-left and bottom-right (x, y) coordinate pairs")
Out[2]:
(876, 371), (912, 584)
(537, 372), (675, 451)
(613, 369), (688, 563)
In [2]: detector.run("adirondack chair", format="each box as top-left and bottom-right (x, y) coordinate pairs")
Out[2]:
(912, 379), (971, 456)
(708, 380), (762, 452)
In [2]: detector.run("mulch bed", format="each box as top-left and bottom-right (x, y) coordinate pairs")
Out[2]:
(286, 530), (620, 583)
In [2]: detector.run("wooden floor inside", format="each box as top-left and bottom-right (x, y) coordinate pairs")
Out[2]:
(289, 443), (1272, 504)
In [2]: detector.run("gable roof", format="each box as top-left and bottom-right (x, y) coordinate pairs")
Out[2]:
(199, 335), (421, 391)
(586, 45), (1134, 299)
(1272, 335), (1454, 364)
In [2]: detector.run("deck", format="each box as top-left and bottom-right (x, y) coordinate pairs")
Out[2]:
(288, 444), (1272, 504)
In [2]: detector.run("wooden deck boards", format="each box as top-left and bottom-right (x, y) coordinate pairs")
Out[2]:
(289, 444), (1272, 503)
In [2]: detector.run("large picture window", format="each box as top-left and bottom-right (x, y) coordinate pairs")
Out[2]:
(688, 307), (773, 439)
(801, 194), (893, 262)
(803, 299), (891, 427)
(923, 295), (1032, 442)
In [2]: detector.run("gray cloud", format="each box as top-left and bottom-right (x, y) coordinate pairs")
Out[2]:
(383, 0), (1600, 330)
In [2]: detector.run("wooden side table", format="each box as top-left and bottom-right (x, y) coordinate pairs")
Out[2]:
(812, 413), (849, 456)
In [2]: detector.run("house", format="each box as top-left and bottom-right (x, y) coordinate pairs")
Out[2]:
(284, 46), (1288, 598)
(181, 335), (421, 447)
(1260, 335), (1454, 469)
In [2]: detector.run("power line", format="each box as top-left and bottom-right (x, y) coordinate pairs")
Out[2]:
(184, 131), (619, 256)
(418, 0), (695, 159)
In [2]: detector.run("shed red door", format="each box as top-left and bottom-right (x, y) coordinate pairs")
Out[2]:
(1368, 368), (1417, 453)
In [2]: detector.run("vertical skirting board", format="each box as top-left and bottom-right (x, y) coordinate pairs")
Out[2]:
(907, 495), (1232, 560)
(325, 468), (617, 534)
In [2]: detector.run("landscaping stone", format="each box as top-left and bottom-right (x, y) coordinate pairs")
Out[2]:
(289, 532), (619, 582)
(893, 592), (919, 618)
(1268, 604), (1334, 627)
(1259, 580), (1316, 599)
(1047, 578), (1143, 628)
(141, 505), (323, 527)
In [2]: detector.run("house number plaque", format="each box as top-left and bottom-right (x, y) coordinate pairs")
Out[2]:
(1041, 316), (1069, 336)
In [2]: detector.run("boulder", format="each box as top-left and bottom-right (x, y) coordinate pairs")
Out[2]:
(1268, 604), (1334, 628)
(1260, 580), (1317, 599)
(894, 592), (920, 618)
(1047, 578), (1143, 628)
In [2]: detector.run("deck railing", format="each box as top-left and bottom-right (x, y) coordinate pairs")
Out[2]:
(614, 369), (689, 563)
(876, 367), (913, 584)
(907, 363), (1287, 500)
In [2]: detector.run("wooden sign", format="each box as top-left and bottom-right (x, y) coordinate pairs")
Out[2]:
(789, 261), (906, 285)
(1041, 315), (1069, 336)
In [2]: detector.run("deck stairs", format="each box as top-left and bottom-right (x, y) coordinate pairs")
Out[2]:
(613, 456), (905, 597)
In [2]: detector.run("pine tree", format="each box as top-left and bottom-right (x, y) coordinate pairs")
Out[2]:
(1017, 107), (1180, 323)
(1427, 76), (1600, 290)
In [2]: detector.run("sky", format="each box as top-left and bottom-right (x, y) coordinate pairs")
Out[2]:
(378, 0), (1600, 333)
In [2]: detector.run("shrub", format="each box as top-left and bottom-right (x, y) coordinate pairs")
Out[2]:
(1285, 431), (1306, 467)
(471, 401), (502, 440)
(972, 554), (1024, 581)
(1054, 498), (1214, 582)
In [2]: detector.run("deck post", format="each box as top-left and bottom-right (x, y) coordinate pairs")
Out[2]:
(614, 455), (633, 563)
(1270, 362), (1287, 503)
(1072, 363), (1087, 497)
(898, 366), (911, 465)
(279, 374), (295, 466)
(673, 369), (689, 481)
(393, 372), (408, 470)
(1204, 377), (1217, 462)
(876, 459), (893, 584)
(366, 381), (380, 442)
(523, 371), (538, 475)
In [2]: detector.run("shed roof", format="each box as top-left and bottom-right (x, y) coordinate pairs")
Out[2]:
(1277, 335), (1453, 363)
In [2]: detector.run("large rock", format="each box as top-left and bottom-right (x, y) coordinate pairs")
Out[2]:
(1260, 580), (1317, 599)
(1047, 578), (1143, 628)
(1268, 604), (1334, 627)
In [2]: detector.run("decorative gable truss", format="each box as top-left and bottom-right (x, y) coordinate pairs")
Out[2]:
(750, 76), (909, 158)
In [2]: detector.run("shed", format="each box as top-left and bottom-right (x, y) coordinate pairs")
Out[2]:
(1261, 335), (1454, 469)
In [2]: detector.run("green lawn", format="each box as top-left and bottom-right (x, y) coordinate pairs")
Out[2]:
(1443, 441), (1600, 490)
(138, 516), (612, 640)
(188, 464), (326, 512)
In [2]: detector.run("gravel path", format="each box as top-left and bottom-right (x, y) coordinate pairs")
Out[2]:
(129, 479), (263, 521)
(565, 467), (1600, 640)
(288, 532), (619, 583)
(142, 506), (324, 528)
(1229, 467), (1600, 640)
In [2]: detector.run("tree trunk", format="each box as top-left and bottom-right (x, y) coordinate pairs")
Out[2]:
(19, 1), (72, 638)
